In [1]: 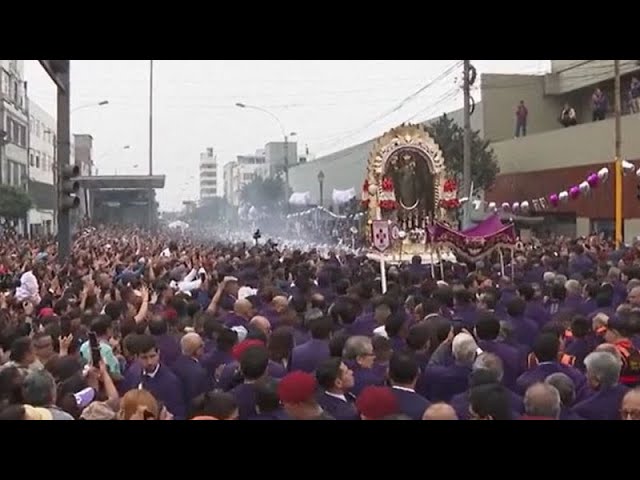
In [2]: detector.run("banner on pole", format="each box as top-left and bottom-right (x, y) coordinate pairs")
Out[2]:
(372, 220), (391, 252)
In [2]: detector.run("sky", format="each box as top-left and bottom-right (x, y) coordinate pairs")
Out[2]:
(24, 60), (550, 211)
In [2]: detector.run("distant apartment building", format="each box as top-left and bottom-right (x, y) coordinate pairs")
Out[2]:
(223, 150), (269, 206)
(73, 134), (92, 219)
(200, 147), (218, 199)
(27, 99), (57, 236)
(264, 141), (298, 177)
(0, 60), (28, 190)
(289, 60), (640, 241)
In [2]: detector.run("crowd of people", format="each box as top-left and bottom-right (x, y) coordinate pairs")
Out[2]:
(0, 225), (639, 421)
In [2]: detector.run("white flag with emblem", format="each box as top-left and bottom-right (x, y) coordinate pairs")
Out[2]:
(372, 220), (390, 252)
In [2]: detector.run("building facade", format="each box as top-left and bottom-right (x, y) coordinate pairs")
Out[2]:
(0, 60), (28, 190)
(27, 99), (57, 236)
(199, 147), (218, 199)
(223, 150), (269, 206)
(264, 141), (298, 177)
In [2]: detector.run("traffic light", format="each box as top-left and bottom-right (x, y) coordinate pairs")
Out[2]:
(59, 164), (80, 210)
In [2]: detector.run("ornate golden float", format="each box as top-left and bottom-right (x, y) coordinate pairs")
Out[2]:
(361, 124), (457, 263)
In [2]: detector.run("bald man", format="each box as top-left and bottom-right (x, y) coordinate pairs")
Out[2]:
(224, 299), (254, 329)
(171, 332), (212, 405)
(621, 388), (640, 420)
(249, 316), (271, 336)
(422, 403), (458, 420)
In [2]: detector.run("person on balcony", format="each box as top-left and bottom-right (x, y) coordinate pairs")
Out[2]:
(591, 88), (608, 121)
(515, 100), (528, 137)
(630, 77), (640, 114)
(559, 103), (577, 127)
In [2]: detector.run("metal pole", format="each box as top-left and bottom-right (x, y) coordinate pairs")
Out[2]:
(24, 81), (31, 238)
(319, 179), (323, 206)
(614, 60), (623, 247)
(148, 59), (154, 230)
(56, 61), (71, 262)
(462, 60), (472, 230)
(284, 134), (289, 212)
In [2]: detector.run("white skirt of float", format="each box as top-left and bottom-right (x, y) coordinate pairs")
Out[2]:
(366, 249), (457, 265)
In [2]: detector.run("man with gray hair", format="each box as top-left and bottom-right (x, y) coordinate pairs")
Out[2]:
(545, 373), (583, 420)
(171, 332), (213, 405)
(469, 352), (524, 414)
(23, 370), (74, 420)
(564, 279), (583, 312)
(342, 336), (384, 396)
(522, 382), (561, 420)
(572, 351), (630, 420)
(418, 333), (477, 402)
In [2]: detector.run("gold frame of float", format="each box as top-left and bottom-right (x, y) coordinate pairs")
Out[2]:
(364, 123), (454, 262)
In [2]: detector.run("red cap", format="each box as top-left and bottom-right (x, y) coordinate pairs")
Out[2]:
(231, 339), (265, 361)
(356, 386), (398, 420)
(278, 371), (317, 404)
(38, 307), (54, 318)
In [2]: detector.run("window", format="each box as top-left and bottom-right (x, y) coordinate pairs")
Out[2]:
(29, 153), (34, 167)
(5, 118), (12, 142)
(19, 165), (26, 187)
(11, 162), (20, 186)
(12, 80), (18, 103)
(35, 154), (40, 169)
(18, 125), (26, 147)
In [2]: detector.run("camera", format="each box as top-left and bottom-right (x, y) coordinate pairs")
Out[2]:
(253, 229), (262, 241)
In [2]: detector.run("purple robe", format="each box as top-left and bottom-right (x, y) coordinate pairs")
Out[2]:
(477, 340), (524, 390)
(346, 360), (385, 397)
(290, 338), (330, 373)
(230, 382), (259, 420)
(316, 391), (359, 420)
(525, 300), (550, 328)
(350, 312), (377, 337)
(450, 388), (523, 420)
(390, 386), (431, 420)
(248, 409), (290, 420)
(153, 333), (180, 368)
(572, 383), (630, 420)
(170, 355), (214, 405)
(507, 315), (539, 348)
(417, 363), (471, 403)
(120, 363), (186, 420)
(516, 362), (587, 398)
(224, 312), (249, 329)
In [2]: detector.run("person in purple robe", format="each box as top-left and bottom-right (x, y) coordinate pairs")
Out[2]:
(518, 284), (550, 328)
(149, 318), (181, 368)
(201, 327), (238, 381)
(290, 315), (332, 373)
(453, 289), (477, 330)
(564, 316), (594, 371)
(468, 383), (513, 420)
(418, 332), (476, 402)
(388, 350), (431, 420)
(278, 371), (335, 420)
(119, 334), (186, 420)
(331, 296), (361, 336)
(544, 373), (584, 420)
(201, 315), (224, 355)
(572, 351), (630, 420)
(586, 285), (615, 323)
(516, 333), (587, 398)
(449, 353), (524, 419)
(350, 301), (388, 337)
(229, 344), (271, 420)
(248, 378), (290, 420)
(474, 313), (524, 389)
(505, 297), (539, 349)
(268, 326), (294, 372)
(223, 299), (254, 329)
(406, 322), (431, 371)
(384, 313), (408, 352)
(315, 357), (359, 420)
(521, 382), (561, 420)
(343, 336), (384, 396)
(171, 332), (214, 407)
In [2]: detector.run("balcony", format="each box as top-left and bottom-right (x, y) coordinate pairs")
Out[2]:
(492, 112), (640, 175)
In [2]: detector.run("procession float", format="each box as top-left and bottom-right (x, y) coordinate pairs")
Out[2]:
(362, 123), (517, 267)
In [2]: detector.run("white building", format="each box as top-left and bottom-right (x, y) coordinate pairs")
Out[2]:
(0, 60), (28, 190)
(223, 150), (269, 206)
(199, 147), (218, 199)
(27, 99), (58, 235)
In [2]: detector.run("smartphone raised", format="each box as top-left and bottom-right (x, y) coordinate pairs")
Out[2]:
(88, 332), (102, 367)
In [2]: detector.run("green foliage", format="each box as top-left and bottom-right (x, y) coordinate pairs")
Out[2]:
(425, 113), (500, 192)
(0, 185), (32, 220)
(240, 175), (289, 209)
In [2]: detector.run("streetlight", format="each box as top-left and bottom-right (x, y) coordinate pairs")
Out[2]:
(317, 170), (325, 206)
(235, 102), (297, 208)
(70, 100), (109, 114)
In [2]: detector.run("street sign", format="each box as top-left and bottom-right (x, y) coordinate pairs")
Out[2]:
(372, 220), (391, 252)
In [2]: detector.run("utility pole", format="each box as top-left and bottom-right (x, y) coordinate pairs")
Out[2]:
(614, 59), (623, 248)
(462, 60), (472, 229)
(284, 134), (289, 213)
(148, 59), (154, 231)
(56, 61), (71, 261)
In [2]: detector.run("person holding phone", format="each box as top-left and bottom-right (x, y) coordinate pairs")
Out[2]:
(79, 316), (121, 379)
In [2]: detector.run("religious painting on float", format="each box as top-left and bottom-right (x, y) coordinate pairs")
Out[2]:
(361, 124), (457, 262)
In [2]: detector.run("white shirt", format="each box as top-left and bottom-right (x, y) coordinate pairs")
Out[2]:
(15, 271), (41, 305)
(391, 385), (415, 393)
(138, 364), (160, 389)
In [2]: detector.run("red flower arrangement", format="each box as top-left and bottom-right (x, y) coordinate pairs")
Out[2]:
(382, 177), (394, 191)
(443, 179), (457, 193)
(380, 200), (397, 210)
(361, 179), (370, 208)
(439, 198), (461, 210)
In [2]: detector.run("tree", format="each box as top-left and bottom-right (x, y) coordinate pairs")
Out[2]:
(0, 185), (32, 225)
(425, 113), (499, 192)
(240, 175), (289, 209)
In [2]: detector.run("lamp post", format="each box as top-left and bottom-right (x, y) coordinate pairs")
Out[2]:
(235, 102), (296, 210)
(0, 129), (6, 185)
(317, 170), (325, 207)
(71, 100), (109, 114)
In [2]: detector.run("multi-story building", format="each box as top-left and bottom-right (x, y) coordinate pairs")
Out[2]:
(27, 99), (57, 236)
(73, 134), (93, 219)
(0, 60), (28, 191)
(289, 60), (640, 241)
(199, 147), (218, 199)
(264, 141), (298, 177)
(223, 150), (270, 206)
